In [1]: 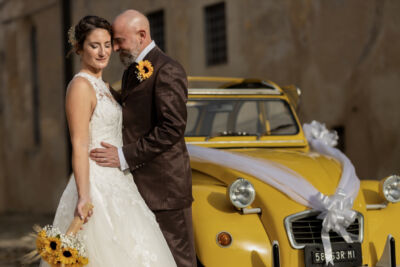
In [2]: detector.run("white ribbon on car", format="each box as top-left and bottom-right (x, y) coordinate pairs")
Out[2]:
(187, 120), (360, 266)
(303, 121), (360, 265)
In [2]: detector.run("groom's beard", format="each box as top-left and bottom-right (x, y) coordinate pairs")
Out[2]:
(119, 45), (140, 67)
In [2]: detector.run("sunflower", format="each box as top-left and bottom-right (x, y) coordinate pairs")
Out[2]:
(37, 229), (46, 238)
(136, 60), (154, 81)
(44, 237), (61, 254)
(39, 250), (60, 266)
(78, 255), (89, 265)
(59, 247), (79, 265)
(36, 236), (61, 265)
(44, 254), (61, 266)
(36, 235), (48, 250)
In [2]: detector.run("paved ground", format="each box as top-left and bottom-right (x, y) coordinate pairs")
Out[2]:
(0, 212), (54, 267)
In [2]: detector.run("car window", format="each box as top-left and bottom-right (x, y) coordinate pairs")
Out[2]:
(236, 101), (258, 133)
(264, 101), (298, 135)
(185, 99), (298, 137)
(186, 106), (199, 133)
(212, 112), (229, 133)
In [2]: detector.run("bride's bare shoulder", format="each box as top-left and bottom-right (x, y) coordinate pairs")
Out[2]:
(65, 77), (97, 114)
(66, 76), (95, 98)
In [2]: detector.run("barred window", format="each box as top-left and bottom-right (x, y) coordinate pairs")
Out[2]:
(148, 10), (165, 52)
(204, 2), (227, 66)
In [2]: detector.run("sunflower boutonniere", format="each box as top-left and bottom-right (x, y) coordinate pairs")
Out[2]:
(136, 60), (154, 82)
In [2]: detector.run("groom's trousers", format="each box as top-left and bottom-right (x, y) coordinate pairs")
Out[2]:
(153, 207), (197, 267)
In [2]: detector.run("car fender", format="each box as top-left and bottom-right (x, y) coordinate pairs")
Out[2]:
(192, 171), (273, 267)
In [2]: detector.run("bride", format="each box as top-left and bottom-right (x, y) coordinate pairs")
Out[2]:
(40, 15), (176, 267)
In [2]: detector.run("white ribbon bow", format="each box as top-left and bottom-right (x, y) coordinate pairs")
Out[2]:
(314, 191), (358, 264)
(304, 120), (339, 147)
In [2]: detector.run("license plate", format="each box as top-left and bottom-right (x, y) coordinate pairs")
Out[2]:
(304, 242), (362, 267)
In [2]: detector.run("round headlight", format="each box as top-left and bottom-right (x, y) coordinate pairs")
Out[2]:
(381, 175), (400, 203)
(227, 178), (256, 209)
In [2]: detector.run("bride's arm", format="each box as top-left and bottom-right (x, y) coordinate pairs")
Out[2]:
(65, 77), (96, 220)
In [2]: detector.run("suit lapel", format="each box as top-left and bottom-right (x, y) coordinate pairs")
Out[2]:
(121, 46), (161, 102)
(121, 63), (138, 100)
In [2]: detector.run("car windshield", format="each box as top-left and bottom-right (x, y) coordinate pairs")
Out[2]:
(185, 99), (299, 137)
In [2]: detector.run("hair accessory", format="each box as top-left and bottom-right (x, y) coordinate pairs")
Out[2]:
(68, 26), (77, 46)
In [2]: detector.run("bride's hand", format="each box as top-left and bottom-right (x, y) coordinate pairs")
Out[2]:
(75, 197), (93, 223)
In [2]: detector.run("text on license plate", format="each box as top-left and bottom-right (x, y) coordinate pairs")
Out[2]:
(313, 249), (357, 264)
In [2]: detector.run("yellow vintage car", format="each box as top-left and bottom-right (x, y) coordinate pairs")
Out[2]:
(185, 77), (400, 267)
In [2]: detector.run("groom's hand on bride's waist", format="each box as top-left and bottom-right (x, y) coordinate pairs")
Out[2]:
(90, 142), (121, 168)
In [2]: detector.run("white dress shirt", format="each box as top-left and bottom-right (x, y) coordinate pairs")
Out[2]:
(117, 41), (156, 170)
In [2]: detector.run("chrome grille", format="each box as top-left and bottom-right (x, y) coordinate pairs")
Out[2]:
(284, 210), (364, 249)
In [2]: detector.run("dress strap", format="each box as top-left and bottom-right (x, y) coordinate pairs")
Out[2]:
(74, 72), (115, 103)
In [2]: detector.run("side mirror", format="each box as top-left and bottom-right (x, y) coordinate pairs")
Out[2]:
(281, 85), (301, 110)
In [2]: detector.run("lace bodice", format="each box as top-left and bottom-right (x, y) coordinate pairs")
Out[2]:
(74, 72), (122, 149)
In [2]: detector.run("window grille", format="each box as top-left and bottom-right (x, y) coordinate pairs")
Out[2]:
(204, 2), (227, 66)
(148, 10), (166, 52)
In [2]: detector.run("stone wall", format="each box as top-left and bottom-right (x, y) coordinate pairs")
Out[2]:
(0, 0), (399, 213)
(0, 0), (68, 213)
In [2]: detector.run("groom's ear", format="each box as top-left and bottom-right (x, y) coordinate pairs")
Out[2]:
(138, 30), (146, 41)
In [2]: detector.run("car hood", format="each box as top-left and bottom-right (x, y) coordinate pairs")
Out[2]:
(191, 147), (345, 196)
(190, 147), (366, 254)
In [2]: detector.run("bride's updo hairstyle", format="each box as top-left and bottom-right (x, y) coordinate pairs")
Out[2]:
(68, 15), (112, 56)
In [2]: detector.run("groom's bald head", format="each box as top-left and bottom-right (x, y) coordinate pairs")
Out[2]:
(112, 9), (152, 65)
(114, 10), (150, 36)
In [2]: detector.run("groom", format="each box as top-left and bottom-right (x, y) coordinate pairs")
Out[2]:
(90, 10), (196, 267)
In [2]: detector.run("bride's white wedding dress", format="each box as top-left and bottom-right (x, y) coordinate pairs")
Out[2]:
(40, 72), (177, 267)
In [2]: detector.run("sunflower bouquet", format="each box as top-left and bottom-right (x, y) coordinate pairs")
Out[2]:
(23, 203), (93, 267)
(34, 225), (88, 266)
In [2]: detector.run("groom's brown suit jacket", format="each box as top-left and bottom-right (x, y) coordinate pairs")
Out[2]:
(111, 46), (193, 211)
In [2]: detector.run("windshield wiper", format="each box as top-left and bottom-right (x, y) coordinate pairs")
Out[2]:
(269, 123), (294, 133)
(205, 131), (253, 141)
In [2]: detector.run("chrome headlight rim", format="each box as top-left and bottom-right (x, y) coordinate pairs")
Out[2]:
(227, 177), (256, 209)
(381, 174), (400, 203)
